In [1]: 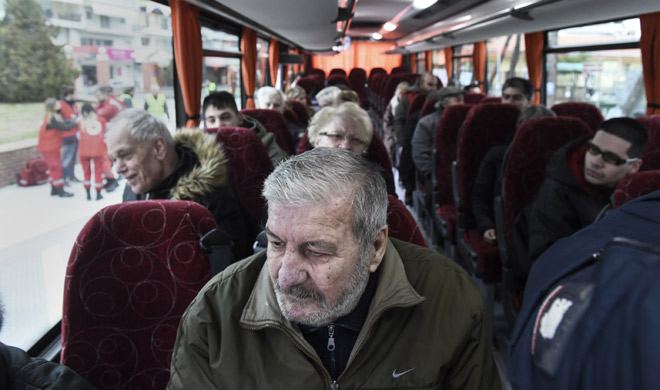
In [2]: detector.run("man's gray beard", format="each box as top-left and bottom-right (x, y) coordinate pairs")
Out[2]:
(272, 250), (371, 327)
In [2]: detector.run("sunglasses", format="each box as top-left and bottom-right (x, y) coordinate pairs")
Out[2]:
(585, 140), (638, 166)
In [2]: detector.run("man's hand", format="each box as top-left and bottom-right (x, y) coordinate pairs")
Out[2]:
(483, 229), (497, 245)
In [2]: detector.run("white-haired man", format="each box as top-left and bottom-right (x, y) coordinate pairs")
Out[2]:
(168, 148), (501, 389)
(105, 109), (255, 260)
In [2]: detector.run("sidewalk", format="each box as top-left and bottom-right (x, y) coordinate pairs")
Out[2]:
(0, 169), (124, 349)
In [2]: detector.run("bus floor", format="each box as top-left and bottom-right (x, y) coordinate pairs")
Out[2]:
(0, 164), (124, 350)
(393, 168), (513, 390)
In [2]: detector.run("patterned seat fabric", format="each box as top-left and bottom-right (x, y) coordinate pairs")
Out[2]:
(383, 74), (410, 108)
(295, 77), (320, 97)
(308, 68), (327, 84)
(480, 96), (502, 104)
(290, 100), (310, 127)
(456, 103), (520, 283)
(210, 127), (273, 224)
(368, 67), (387, 85)
(613, 170), (660, 208)
(551, 102), (604, 132)
(434, 104), (472, 207)
(637, 115), (660, 171)
(390, 66), (406, 74)
(463, 92), (486, 104)
(407, 93), (427, 118)
(326, 74), (352, 89)
(387, 195), (427, 247)
(348, 68), (368, 108)
(501, 117), (593, 247)
(432, 104), (472, 245)
(420, 98), (438, 118)
(240, 108), (295, 155)
(329, 68), (347, 77)
(284, 108), (303, 128)
(61, 200), (218, 390)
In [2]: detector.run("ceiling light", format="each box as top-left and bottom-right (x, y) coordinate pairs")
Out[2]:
(411, 0), (438, 10)
(372, 32), (383, 40)
(383, 22), (398, 31)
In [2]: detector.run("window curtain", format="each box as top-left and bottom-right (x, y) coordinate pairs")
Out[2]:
(170, 0), (202, 128)
(410, 52), (418, 73)
(424, 50), (433, 72)
(472, 41), (487, 93)
(269, 38), (279, 87)
(443, 47), (453, 81)
(640, 12), (660, 115)
(241, 27), (257, 108)
(311, 42), (402, 76)
(524, 32), (544, 105)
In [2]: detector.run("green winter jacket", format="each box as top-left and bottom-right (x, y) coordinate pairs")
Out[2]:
(167, 238), (501, 390)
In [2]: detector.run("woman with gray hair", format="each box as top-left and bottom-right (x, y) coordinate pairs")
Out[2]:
(314, 86), (341, 109)
(306, 101), (396, 195)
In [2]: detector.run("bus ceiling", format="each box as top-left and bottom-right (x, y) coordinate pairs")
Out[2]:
(186, 0), (660, 54)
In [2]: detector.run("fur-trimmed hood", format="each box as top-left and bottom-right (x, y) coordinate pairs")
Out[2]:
(169, 129), (229, 201)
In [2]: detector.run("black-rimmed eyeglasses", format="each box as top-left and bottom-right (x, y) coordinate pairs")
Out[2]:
(585, 140), (638, 166)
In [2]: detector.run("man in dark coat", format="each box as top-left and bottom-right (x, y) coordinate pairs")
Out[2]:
(0, 296), (95, 389)
(106, 109), (255, 261)
(526, 117), (647, 263)
(509, 190), (660, 390)
(411, 86), (464, 206)
(393, 73), (438, 204)
(202, 91), (288, 166)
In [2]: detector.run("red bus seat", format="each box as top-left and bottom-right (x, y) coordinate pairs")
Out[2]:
(240, 108), (296, 155)
(551, 101), (604, 132)
(61, 200), (218, 390)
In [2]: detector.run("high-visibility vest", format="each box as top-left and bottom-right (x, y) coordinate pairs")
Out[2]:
(119, 93), (135, 108)
(145, 93), (167, 118)
(206, 82), (216, 95)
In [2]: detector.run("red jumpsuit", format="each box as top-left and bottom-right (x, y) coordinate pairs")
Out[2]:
(37, 116), (77, 187)
(94, 99), (121, 180)
(78, 117), (108, 190)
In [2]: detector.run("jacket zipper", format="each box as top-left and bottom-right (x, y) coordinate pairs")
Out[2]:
(327, 324), (336, 377)
(242, 322), (336, 390)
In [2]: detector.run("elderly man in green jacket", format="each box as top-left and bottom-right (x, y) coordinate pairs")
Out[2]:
(168, 148), (501, 390)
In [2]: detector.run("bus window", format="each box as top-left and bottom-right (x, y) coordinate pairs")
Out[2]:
(256, 37), (270, 88)
(546, 18), (645, 117)
(0, 0), (174, 350)
(201, 27), (242, 110)
(486, 35), (529, 96)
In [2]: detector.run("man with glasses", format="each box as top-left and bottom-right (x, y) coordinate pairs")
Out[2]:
(527, 117), (647, 263)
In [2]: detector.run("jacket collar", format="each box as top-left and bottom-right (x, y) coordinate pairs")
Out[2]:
(147, 130), (228, 201)
(240, 239), (425, 335)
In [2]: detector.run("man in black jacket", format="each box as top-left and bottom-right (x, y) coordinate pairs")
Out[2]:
(203, 91), (288, 165)
(106, 109), (255, 261)
(527, 117), (647, 262)
(0, 296), (95, 389)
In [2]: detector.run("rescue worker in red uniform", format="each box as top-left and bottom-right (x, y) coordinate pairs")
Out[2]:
(37, 98), (78, 197)
(94, 86), (121, 192)
(78, 103), (109, 200)
(58, 85), (80, 185)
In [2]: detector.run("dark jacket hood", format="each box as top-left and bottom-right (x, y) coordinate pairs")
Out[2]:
(546, 135), (612, 197)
